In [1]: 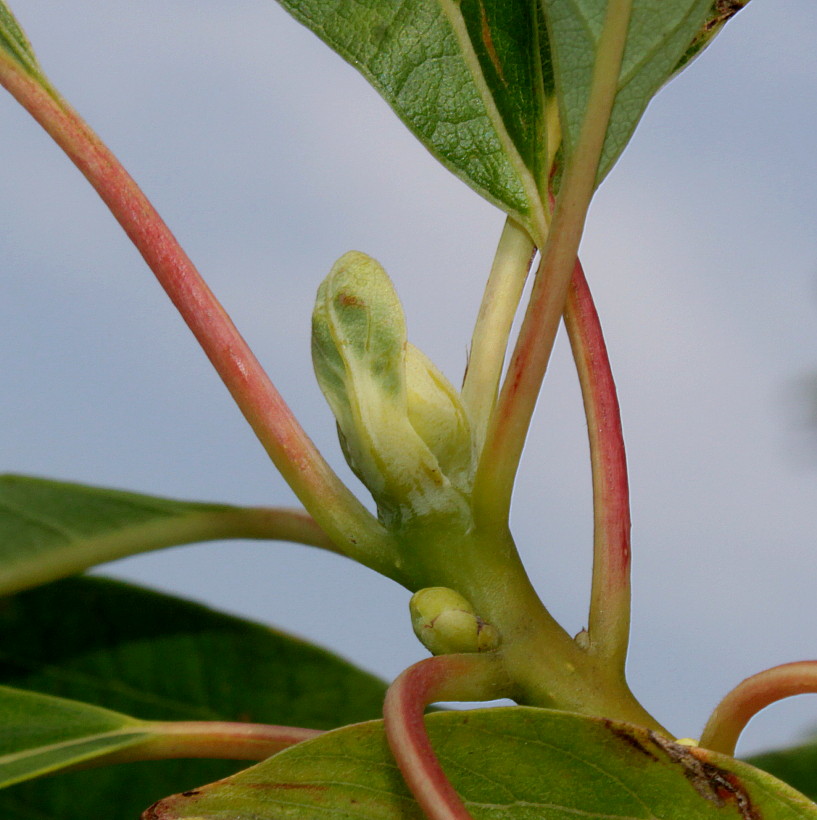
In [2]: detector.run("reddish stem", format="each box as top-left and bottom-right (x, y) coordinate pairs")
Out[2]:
(70, 721), (323, 774)
(700, 661), (817, 755)
(383, 655), (510, 820)
(135, 720), (322, 761)
(0, 59), (395, 574)
(564, 259), (631, 665)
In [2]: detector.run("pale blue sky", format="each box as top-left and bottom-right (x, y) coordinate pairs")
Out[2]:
(1, 1), (816, 756)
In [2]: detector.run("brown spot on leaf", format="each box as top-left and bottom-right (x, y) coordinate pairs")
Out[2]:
(604, 720), (659, 761)
(649, 733), (761, 820)
(478, 0), (506, 84)
(243, 781), (328, 791)
(707, 0), (749, 30)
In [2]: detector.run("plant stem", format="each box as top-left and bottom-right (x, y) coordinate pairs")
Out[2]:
(0, 57), (400, 580)
(404, 522), (665, 731)
(384, 654), (512, 820)
(78, 721), (322, 771)
(460, 217), (536, 456)
(700, 661), (817, 755)
(564, 260), (631, 668)
(138, 720), (322, 761)
(0, 503), (343, 598)
(471, 0), (633, 527)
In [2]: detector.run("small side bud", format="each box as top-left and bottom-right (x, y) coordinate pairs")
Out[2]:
(410, 587), (500, 655)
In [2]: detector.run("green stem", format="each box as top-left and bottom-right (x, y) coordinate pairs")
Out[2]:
(0, 56), (400, 580)
(700, 661), (817, 755)
(384, 654), (511, 820)
(471, 0), (633, 528)
(564, 260), (631, 669)
(460, 218), (536, 456)
(403, 521), (664, 730)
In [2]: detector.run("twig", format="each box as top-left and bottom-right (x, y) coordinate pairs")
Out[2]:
(383, 654), (511, 820)
(0, 54), (400, 579)
(700, 661), (817, 755)
(564, 260), (631, 666)
(472, 0), (633, 527)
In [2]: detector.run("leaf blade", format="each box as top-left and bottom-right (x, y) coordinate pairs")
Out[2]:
(148, 707), (817, 819)
(0, 1), (43, 81)
(543, 0), (738, 187)
(275, 0), (551, 234)
(0, 685), (148, 789)
(0, 577), (388, 819)
(748, 739), (817, 804)
(0, 474), (333, 596)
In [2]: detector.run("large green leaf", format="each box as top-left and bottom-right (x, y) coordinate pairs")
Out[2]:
(0, 578), (388, 819)
(273, 0), (750, 236)
(0, 685), (153, 788)
(672, 1), (751, 78)
(147, 708), (817, 819)
(748, 739), (817, 803)
(274, 0), (549, 237)
(0, 474), (332, 596)
(542, 0), (714, 187)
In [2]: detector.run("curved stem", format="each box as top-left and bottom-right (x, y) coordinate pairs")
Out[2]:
(384, 654), (511, 820)
(0, 502), (343, 598)
(71, 721), (322, 773)
(471, 0), (633, 527)
(700, 661), (817, 756)
(135, 720), (322, 761)
(0, 56), (400, 579)
(460, 217), (536, 455)
(564, 260), (631, 668)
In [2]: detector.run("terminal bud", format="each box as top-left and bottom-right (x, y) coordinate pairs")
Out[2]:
(311, 252), (473, 524)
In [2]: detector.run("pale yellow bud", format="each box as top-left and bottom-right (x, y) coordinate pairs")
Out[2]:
(409, 587), (500, 655)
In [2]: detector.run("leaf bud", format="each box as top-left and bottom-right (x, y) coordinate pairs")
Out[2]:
(409, 587), (500, 655)
(311, 252), (473, 524)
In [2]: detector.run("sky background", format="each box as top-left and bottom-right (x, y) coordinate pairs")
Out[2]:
(1, 1), (816, 757)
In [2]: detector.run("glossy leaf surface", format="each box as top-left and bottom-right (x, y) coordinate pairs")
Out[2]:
(0, 474), (330, 596)
(0, 685), (149, 789)
(148, 707), (817, 819)
(749, 740), (817, 803)
(0, 578), (388, 819)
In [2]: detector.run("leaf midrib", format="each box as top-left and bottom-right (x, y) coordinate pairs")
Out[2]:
(436, 0), (546, 242)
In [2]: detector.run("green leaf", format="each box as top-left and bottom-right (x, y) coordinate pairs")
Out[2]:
(0, 685), (151, 789)
(672, 1), (751, 77)
(542, 0), (726, 186)
(0, 1), (42, 80)
(748, 738), (817, 803)
(0, 577), (388, 819)
(147, 707), (817, 819)
(0, 474), (332, 596)
(274, 0), (751, 233)
(274, 0), (549, 239)
(443, 0), (555, 212)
